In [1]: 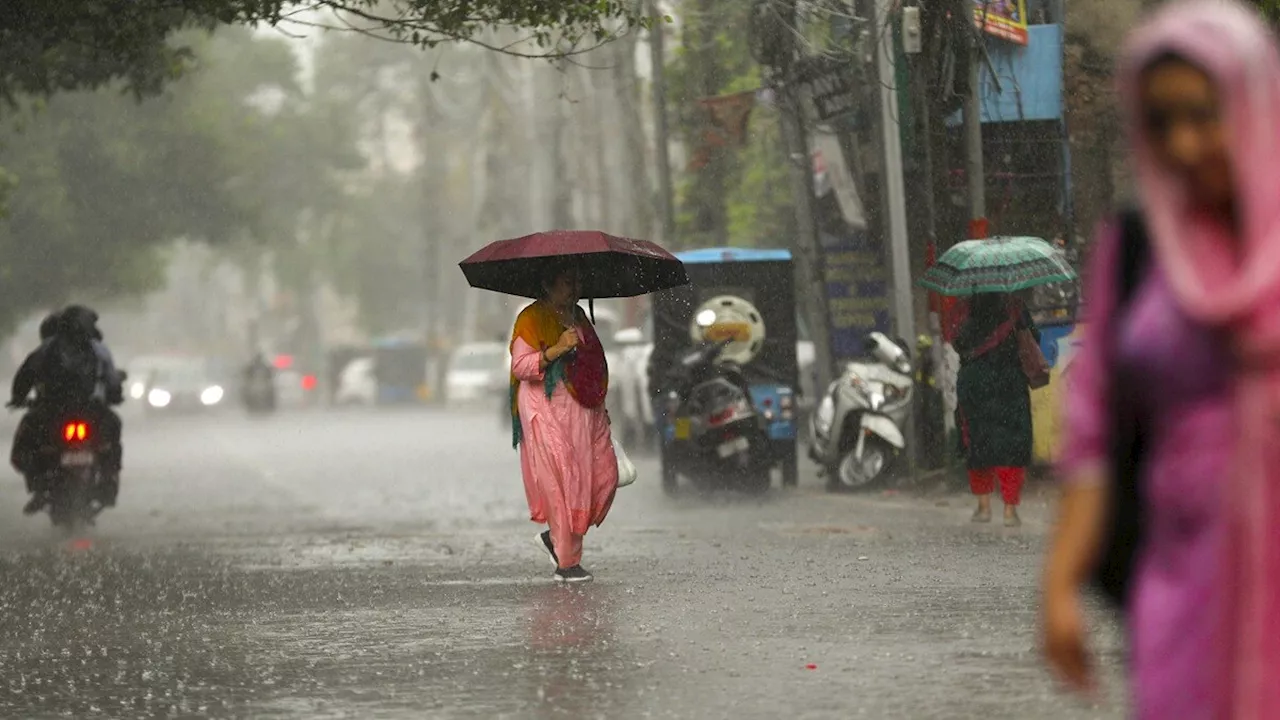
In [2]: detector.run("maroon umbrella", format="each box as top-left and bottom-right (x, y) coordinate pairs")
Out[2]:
(459, 230), (688, 300)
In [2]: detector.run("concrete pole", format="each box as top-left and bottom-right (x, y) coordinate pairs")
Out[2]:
(875, 0), (917, 479)
(875, 0), (916, 349)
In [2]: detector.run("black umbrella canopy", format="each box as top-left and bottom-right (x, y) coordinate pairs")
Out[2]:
(459, 231), (688, 299)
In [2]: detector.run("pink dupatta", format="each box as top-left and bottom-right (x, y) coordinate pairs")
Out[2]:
(1119, 2), (1280, 714)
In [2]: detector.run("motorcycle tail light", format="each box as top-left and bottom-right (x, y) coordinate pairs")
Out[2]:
(63, 422), (89, 442)
(710, 408), (735, 426)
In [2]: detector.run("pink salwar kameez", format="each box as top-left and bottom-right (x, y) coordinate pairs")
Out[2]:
(511, 336), (617, 568)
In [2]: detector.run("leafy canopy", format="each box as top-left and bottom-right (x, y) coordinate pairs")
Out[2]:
(2, 0), (647, 103)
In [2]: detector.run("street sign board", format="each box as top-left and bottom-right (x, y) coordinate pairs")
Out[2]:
(795, 56), (858, 122)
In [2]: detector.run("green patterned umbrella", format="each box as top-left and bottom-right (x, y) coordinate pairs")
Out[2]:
(918, 236), (1077, 296)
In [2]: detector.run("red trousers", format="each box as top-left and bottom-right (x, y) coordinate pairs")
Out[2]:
(969, 467), (1026, 505)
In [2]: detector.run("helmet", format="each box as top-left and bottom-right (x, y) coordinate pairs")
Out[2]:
(38, 312), (60, 341)
(59, 305), (99, 339)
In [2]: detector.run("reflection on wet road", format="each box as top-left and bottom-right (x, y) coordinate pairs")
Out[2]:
(0, 409), (1125, 718)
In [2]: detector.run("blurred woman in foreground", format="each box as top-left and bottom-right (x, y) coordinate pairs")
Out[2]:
(1043, 1), (1280, 716)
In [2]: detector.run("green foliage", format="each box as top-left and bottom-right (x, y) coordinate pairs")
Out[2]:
(0, 26), (341, 337)
(665, 0), (793, 249)
(1255, 0), (1280, 22)
(0, 0), (647, 106)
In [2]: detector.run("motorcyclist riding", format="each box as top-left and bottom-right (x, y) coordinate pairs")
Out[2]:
(241, 352), (276, 411)
(9, 306), (124, 514)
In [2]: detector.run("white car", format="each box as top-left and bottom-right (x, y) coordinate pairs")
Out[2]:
(612, 327), (654, 447)
(446, 342), (508, 405)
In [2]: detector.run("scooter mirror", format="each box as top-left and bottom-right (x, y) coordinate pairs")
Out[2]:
(866, 331), (910, 373)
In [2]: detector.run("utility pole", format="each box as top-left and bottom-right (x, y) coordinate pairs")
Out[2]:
(777, 0), (834, 394)
(964, 13), (987, 237)
(874, 0), (916, 350)
(648, 0), (677, 247)
(874, 0), (917, 480)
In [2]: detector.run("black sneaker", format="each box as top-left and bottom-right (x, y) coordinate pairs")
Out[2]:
(553, 565), (593, 584)
(534, 531), (558, 568)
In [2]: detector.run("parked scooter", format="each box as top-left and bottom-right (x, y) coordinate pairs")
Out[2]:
(808, 332), (914, 491)
(659, 331), (771, 494)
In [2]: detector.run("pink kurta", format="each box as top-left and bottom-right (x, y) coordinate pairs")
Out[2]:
(511, 336), (617, 568)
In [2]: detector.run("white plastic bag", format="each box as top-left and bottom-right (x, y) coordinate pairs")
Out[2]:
(613, 435), (637, 488)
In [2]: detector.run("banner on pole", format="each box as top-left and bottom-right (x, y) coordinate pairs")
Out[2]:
(972, 0), (1028, 46)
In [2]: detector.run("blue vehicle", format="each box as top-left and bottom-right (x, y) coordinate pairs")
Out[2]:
(648, 248), (801, 492)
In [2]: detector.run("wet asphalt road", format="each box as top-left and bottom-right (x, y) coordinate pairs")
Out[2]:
(0, 407), (1128, 719)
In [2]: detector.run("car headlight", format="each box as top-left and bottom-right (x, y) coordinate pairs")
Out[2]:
(815, 393), (835, 435)
(200, 386), (224, 405)
(147, 388), (172, 408)
(130, 382), (146, 400)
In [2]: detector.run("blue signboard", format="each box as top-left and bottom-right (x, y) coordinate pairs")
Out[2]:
(819, 230), (891, 359)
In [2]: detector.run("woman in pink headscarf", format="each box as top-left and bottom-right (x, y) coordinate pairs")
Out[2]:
(1042, 0), (1280, 717)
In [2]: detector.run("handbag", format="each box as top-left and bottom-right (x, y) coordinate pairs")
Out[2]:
(1017, 326), (1050, 389)
(613, 435), (637, 488)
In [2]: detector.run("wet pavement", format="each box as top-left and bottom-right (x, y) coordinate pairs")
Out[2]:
(0, 408), (1128, 718)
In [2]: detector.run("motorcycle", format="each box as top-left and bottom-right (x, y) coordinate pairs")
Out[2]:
(242, 371), (277, 415)
(31, 408), (112, 531)
(809, 332), (914, 491)
(659, 337), (772, 493)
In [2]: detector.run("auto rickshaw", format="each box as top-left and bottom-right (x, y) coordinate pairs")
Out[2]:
(648, 247), (801, 492)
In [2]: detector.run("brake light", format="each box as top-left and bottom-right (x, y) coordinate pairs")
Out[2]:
(301, 374), (318, 391)
(63, 422), (89, 442)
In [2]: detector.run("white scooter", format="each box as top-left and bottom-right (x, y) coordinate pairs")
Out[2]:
(808, 332), (914, 491)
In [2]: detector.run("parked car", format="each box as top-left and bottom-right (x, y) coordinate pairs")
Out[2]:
(613, 326), (655, 449)
(446, 342), (508, 405)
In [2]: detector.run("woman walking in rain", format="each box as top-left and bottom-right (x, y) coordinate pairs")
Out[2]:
(954, 292), (1039, 527)
(1044, 1), (1280, 716)
(509, 261), (617, 584)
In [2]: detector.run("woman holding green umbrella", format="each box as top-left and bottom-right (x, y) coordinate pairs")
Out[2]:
(921, 236), (1075, 526)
